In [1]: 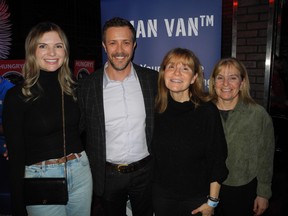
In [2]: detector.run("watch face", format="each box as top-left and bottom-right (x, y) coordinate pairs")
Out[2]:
(3, 71), (24, 85)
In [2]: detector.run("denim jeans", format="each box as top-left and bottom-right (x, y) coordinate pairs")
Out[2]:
(25, 151), (93, 216)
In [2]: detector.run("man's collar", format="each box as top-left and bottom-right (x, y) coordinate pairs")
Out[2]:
(103, 62), (137, 88)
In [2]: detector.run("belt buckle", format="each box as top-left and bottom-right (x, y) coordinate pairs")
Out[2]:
(117, 164), (128, 172)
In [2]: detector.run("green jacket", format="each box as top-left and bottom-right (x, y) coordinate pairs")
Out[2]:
(220, 100), (275, 199)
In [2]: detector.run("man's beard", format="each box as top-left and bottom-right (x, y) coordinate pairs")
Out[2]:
(108, 53), (132, 71)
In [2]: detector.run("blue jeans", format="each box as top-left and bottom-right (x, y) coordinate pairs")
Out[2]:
(25, 151), (92, 216)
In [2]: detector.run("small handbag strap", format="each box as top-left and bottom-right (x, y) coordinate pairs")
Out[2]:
(62, 91), (67, 179)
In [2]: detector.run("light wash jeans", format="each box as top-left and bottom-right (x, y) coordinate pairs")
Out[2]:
(25, 151), (93, 216)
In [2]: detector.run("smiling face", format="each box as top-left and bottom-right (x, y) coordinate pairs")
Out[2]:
(214, 65), (243, 108)
(164, 58), (198, 102)
(102, 26), (136, 74)
(35, 31), (65, 72)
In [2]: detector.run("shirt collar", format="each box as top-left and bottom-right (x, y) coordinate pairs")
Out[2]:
(103, 62), (137, 88)
(233, 98), (247, 113)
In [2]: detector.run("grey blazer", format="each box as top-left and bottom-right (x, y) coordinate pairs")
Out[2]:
(78, 63), (158, 196)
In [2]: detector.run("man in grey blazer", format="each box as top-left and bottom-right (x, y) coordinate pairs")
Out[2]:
(78, 17), (158, 216)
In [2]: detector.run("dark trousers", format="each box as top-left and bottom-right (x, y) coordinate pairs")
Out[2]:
(152, 184), (205, 216)
(215, 178), (257, 216)
(101, 160), (153, 216)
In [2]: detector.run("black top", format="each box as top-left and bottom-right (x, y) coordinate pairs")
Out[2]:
(3, 70), (83, 215)
(152, 95), (228, 199)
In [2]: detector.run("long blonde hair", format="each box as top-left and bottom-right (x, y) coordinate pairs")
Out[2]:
(22, 22), (76, 101)
(155, 48), (207, 113)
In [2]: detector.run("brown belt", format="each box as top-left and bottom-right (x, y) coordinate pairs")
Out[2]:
(106, 155), (151, 173)
(34, 153), (82, 165)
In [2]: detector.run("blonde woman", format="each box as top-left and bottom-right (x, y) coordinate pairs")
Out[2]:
(3, 22), (92, 216)
(208, 57), (274, 216)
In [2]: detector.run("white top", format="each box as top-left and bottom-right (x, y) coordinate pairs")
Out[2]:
(103, 64), (149, 164)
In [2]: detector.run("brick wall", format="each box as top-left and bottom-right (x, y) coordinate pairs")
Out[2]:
(222, 0), (270, 106)
(237, 0), (269, 105)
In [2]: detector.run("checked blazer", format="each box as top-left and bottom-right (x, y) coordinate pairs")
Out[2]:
(78, 63), (158, 196)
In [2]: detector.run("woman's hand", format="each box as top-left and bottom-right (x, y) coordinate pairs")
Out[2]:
(253, 196), (269, 215)
(192, 203), (214, 216)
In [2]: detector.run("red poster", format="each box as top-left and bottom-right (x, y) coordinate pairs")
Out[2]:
(0, 60), (25, 84)
(74, 60), (95, 80)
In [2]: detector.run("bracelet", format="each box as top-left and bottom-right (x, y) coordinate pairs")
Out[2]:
(207, 199), (219, 208)
(207, 195), (220, 202)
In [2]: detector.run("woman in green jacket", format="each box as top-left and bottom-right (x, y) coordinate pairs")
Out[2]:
(208, 57), (275, 216)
